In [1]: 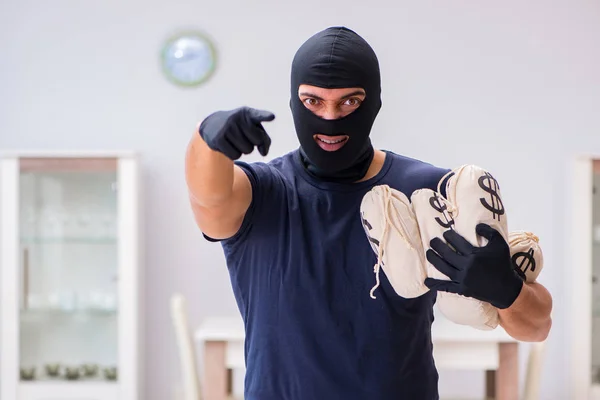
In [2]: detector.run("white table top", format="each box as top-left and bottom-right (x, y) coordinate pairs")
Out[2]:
(195, 310), (517, 344)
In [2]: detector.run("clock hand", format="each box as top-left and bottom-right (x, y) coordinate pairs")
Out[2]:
(176, 52), (200, 62)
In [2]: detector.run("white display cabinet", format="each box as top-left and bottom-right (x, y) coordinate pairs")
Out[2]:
(569, 156), (600, 399)
(0, 152), (142, 400)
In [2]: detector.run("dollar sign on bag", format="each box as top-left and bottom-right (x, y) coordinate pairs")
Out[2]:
(361, 212), (385, 265)
(429, 192), (454, 229)
(478, 172), (505, 220)
(361, 212), (382, 249)
(511, 248), (536, 281)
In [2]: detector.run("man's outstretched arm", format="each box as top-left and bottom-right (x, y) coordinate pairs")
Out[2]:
(185, 107), (274, 240)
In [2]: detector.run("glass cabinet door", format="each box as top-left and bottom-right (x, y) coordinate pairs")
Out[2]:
(18, 157), (119, 383)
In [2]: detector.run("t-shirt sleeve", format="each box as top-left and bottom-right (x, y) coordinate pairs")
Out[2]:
(202, 160), (279, 245)
(411, 162), (452, 198)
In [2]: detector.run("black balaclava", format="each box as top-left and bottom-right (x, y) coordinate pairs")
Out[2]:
(290, 26), (382, 183)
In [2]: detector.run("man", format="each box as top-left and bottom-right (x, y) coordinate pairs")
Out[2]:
(185, 26), (552, 400)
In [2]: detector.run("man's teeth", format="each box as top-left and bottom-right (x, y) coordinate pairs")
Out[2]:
(319, 137), (346, 144)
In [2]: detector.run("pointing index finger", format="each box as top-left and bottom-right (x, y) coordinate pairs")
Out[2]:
(246, 108), (275, 123)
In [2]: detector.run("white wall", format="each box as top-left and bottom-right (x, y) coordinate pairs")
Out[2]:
(1, 0), (599, 399)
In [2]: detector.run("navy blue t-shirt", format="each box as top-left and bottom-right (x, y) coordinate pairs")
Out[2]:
(213, 149), (450, 400)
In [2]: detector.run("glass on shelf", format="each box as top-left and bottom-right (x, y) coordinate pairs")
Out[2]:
(18, 157), (119, 380)
(20, 204), (118, 244)
(18, 363), (119, 383)
(22, 292), (118, 314)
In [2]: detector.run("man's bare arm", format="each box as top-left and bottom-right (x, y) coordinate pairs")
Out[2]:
(185, 107), (274, 239)
(185, 131), (252, 240)
(498, 281), (552, 342)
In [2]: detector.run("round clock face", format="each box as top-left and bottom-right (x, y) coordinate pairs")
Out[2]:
(161, 31), (217, 87)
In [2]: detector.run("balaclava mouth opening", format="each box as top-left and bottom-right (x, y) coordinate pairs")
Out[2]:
(290, 26), (382, 183)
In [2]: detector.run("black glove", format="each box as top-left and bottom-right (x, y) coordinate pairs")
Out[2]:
(198, 106), (275, 160)
(424, 223), (523, 310)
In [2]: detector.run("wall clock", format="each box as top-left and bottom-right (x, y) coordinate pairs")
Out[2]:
(160, 30), (217, 87)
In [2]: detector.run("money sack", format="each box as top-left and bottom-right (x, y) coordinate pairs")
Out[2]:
(359, 167), (545, 331)
(509, 231), (544, 283)
(359, 184), (429, 299)
(411, 164), (507, 330)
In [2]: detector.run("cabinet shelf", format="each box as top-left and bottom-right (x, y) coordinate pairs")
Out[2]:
(19, 381), (119, 400)
(20, 380), (118, 385)
(20, 237), (117, 245)
(21, 308), (117, 318)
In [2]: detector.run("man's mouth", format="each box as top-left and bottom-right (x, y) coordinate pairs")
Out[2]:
(313, 134), (349, 152)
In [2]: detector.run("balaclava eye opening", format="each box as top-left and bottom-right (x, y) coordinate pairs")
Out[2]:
(290, 26), (382, 183)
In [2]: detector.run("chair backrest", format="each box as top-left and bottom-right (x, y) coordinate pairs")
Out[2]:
(522, 340), (546, 400)
(171, 293), (202, 400)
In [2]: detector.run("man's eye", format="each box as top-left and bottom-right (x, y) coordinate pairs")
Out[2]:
(345, 98), (362, 106)
(304, 98), (319, 106)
